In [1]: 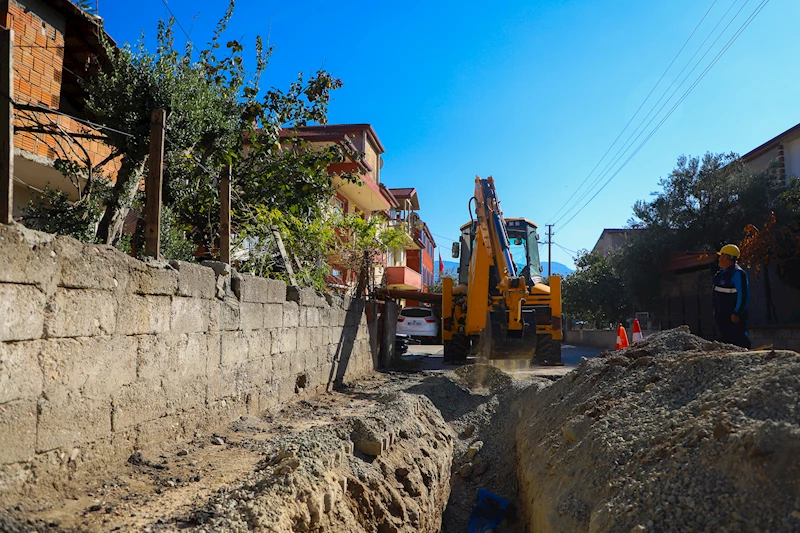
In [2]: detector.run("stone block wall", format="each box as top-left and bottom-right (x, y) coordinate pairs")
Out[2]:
(0, 224), (376, 495)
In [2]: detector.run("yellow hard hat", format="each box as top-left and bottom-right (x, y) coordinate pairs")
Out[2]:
(717, 244), (740, 257)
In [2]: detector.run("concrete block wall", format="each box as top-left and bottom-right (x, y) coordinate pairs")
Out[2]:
(0, 224), (376, 495)
(750, 326), (800, 351)
(564, 328), (660, 349)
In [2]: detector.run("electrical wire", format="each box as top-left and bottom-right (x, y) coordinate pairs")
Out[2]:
(552, 0), (745, 227)
(557, 0), (770, 232)
(430, 231), (458, 245)
(553, 0), (769, 231)
(552, 0), (752, 227)
(158, 0), (193, 45)
(547, 0), (721, 224)
(555, 243), (578, 255)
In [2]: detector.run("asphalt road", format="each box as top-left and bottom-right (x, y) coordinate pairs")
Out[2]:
(399, 343), (605, 377)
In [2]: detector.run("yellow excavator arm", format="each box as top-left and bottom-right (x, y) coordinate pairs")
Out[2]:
(442, 176), (563, 365)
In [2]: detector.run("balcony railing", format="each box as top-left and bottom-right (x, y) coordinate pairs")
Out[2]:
(384, 265), (422, 291)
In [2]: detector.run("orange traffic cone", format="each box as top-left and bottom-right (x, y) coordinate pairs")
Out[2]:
(632, 319), (644, 343)
(615, 323), (629, 350)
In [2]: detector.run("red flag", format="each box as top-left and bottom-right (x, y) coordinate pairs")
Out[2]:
(439, 252), (444, 274)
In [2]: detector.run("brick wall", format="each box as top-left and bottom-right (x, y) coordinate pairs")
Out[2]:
(0, 224), (377, 497)
(6, 0), (120, 176)
(7, 0), (64, 109)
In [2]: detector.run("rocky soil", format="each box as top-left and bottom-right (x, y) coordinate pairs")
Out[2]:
(0, 374), (454, 533)
(515, 327), (800, 532)
(2, 327), (799, 533)
(404, 364), (551, 533)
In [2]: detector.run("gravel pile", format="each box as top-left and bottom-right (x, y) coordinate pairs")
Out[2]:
(515, 327), (800, 532)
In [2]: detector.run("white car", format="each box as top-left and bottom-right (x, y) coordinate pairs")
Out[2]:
(397, 307), (438, 339)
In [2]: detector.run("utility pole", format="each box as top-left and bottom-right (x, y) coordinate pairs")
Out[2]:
(546, 224), (554, 278)
(1, 26), (13, 225)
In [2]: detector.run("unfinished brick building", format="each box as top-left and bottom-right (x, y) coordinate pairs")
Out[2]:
(3, 0), (120, 218)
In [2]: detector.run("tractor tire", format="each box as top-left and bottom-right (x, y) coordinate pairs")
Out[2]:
(532, 334), (564, 366)
(443, 340), (452, 363)
(451, 334), (471, 363)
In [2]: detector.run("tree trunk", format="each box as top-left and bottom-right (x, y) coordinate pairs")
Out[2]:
(355, 250), (371, 297)
(95, 157), (147, 246)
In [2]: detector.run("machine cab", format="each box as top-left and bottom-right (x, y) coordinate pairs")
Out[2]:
(455, 218), (543, 288)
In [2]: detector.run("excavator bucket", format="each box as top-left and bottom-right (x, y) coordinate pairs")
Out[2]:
(478, 310), (537, 360)
(478, 310), (563, 365)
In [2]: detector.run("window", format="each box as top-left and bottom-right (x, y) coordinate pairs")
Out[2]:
(330, 196), (345, 214)
(400, 308), (433, 318)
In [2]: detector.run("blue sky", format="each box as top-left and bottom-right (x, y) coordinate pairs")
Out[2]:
(99, 0), (798, 269)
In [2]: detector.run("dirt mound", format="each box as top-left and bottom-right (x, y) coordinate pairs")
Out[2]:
(515, 328), (800, 532)
(451, 363), (514, 392)
(187, 392), (454, 533)
(602, 325), (746, 362)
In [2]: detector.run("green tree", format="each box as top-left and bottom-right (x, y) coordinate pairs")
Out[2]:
(234, 206), (336, 290)
(562, 250), (632, 328)
(617, 152), (773, 310)
(335, 214), (408, 296)
(738, 178), (800, 322)
(76, 1), (353, 256)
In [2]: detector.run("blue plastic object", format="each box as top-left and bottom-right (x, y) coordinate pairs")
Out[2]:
(468, 488), (512, 533)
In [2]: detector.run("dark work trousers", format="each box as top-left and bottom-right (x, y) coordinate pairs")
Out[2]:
(715, 311), (751, 349)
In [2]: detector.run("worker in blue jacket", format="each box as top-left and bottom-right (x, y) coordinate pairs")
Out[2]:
(712, 244), (751, 348)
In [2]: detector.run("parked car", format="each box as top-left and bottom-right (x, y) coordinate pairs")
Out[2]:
(397, 306), (438, 339)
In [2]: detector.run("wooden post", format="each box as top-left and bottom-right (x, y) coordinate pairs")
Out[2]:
(219, 163), (231, 264)
(271, 226), (298, 286)
(1, 27), (13, 225)
(144, 109), (166, 258)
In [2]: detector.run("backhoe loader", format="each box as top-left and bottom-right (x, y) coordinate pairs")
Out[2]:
(441, 176), (563, 364)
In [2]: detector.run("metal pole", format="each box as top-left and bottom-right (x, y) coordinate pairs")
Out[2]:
(1, 26), (13, 224)
(144, 109), (166, 258)
(548, 227), (551, 278)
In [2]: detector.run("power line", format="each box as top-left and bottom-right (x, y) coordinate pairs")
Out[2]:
(547, 0), (721, 224)
(553, 0), (750, 227)
(554, 0), (744, 227)
(555, 243), (578, 255)
(430, 232), (458, 245)
(158, 0), (193, 46)
(554, 0), (769, 230)
(552, 0), (745, 227)
(558, 0), (769, 232)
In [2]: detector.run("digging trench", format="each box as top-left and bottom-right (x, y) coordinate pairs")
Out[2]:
(3, 328), (800, 533)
